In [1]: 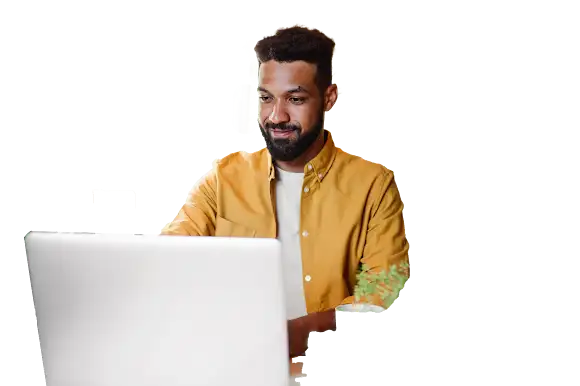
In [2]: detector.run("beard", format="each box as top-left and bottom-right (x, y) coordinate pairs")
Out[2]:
(259, 110), (325, 162)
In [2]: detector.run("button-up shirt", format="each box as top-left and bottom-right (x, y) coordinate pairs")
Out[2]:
(160, 130), (410, 313)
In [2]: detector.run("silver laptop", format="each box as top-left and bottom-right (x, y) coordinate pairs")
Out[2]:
(24, 231), (289, 386)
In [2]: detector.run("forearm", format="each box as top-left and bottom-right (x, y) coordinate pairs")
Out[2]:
(287, 310), (336, 358)
(308, 309), (336, 333)
(287, 310), (336, 337)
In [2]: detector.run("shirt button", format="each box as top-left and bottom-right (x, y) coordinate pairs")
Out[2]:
(308, 164), (313, 170)
(305, 275), (312, 282)
(318, 173), (323, 179)
(303, 187), (309, 193)
(302, 230), (309, 237)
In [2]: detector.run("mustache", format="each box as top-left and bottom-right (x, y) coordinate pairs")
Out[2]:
(264, 122), (300, 131)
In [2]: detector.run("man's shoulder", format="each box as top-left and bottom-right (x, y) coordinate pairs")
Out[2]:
(335, 147), (394, 179)
(212, 148), (269, 174)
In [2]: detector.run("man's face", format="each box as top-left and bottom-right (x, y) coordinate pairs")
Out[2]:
(258, 60), (325, 162)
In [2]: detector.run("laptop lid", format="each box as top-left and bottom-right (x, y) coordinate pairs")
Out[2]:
(24, 231), (289, 386)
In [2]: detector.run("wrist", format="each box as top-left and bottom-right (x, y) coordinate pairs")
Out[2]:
(310, 310), (336, 333)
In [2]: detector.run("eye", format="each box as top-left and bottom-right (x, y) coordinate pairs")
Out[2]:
(259, 96), (272, 102)
(290, 97), (306, 104)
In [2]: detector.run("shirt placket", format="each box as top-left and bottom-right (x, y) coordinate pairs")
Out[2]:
(299, 164), (320, 312)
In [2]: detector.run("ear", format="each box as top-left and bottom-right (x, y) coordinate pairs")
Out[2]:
(323, 84), (338, 111)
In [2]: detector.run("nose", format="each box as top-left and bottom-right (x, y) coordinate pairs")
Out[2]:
(268, 100), (290, 124)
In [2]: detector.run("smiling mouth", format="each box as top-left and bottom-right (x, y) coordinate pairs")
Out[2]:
(271, 128), (296, 138)
(271, 128), (295, 132)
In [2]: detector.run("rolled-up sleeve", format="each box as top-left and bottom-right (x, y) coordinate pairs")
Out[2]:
(160, 164), (219, 236)
(341, 169), (410, 309)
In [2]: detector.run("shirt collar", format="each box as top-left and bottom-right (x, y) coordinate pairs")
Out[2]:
(267, 130), (337, 182)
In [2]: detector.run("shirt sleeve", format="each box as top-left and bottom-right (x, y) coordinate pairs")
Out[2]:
(340, 169), (410, 309)
(159, 162), (219, 236)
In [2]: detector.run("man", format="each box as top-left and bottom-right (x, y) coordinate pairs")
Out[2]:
(161, 26), (410, 358)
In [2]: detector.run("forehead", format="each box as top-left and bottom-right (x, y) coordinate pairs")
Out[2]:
(258, 60), (317, 91)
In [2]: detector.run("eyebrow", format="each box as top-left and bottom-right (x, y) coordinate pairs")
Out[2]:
(257, 86), (310, 95)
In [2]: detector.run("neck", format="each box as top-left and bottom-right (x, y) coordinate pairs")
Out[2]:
(275, 131), (326, 173)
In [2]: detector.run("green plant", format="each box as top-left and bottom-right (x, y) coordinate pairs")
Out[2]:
(353, 261), (410, 310)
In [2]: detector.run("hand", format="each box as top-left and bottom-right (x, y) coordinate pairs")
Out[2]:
(287, 310), (337, 358)
(288, 314), (314, 358)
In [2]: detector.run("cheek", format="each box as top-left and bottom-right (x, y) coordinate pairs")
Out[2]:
(297, 112), (318, 131)
(258, 106), (270, 122)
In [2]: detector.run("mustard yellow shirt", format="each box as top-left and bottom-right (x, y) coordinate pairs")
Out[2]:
(160, 130), (410, 313)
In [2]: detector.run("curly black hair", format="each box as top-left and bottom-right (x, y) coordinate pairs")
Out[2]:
(254, 25), (336, 95)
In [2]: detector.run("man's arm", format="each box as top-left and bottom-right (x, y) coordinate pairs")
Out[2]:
(287, 310), (336, 358)
(160, 164), (219, 236)
(341, 169), (410, 308)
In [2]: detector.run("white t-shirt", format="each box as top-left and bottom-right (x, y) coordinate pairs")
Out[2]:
(275, 167), (308, 320)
